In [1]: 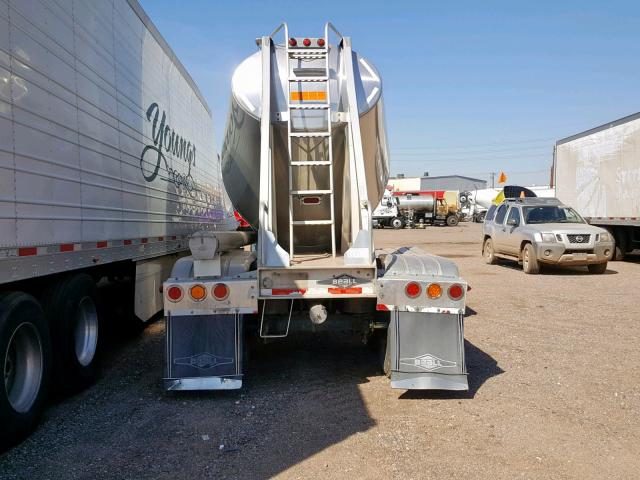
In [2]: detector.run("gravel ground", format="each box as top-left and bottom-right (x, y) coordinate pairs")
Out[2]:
(1, 222), (639, 479)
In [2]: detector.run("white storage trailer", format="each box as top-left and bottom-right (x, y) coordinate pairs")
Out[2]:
(0, 0), (230, 447)
(163, 24), (469, 394)
(555, 112), (640, 259)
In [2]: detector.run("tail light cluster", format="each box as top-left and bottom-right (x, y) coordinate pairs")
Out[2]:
(403, 282), (465, 301)
(166, 283), (230, 303)
(289, 38), (326, 48)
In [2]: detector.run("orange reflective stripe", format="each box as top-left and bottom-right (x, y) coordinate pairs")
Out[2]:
(290, 91), (327, 101)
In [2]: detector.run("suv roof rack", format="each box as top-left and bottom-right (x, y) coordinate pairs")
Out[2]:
(504, 197), (562, 205)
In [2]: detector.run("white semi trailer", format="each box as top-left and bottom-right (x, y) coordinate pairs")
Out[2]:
(555, 112), (640, 260)
(0, 0), (231, 447)
(163, 24), (469, 394)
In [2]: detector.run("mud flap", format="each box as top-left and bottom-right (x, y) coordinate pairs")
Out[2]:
(164, 314), (243, 390)
(389, 311), (468, 390)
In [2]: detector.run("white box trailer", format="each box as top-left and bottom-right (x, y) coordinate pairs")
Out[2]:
(554, 112), (640, 259)
(0, 0), (230, 447)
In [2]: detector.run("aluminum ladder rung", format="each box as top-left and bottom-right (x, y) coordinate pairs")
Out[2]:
(289, 132), (331, 138)
(288, 49), (327, 55)
(289, 76), (328, 82)
(291, 161), (331, 166)
(288, 104), (329, 110)
(290, 189), (332, 195)
(291, 220), (333, 225)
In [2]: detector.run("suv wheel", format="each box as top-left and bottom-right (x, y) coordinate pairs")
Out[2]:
(483, 238), (497, 265)
(588, 263), (607, 274)
(522, 243), (540, 274)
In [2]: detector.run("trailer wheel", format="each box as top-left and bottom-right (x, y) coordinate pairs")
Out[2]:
(0, 292), (51, 450)
(391, 217), (404, 229)
(43, 274), (101, 390)
(446, 215), (459, 227)
(475, 211), (486, 223)
(609, 229), (627, 261)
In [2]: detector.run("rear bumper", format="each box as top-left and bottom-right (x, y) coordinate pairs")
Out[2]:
(535, 242), (613, 265)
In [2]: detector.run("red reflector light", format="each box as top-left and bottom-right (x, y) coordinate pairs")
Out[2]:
(301, 196), (320, 205)
(166, 285), (183, 302)
(289, 38), (297, 47)
(405, 282), (421, 298)
(18, 247), (37, 256)
(212, 283), (229, 301)
(448, 284), (464, 300)
(317, 38), (325, 47)
(376, 304), (389, 311)
(328, 287), (362, 294)
(303, 38), (311, 47)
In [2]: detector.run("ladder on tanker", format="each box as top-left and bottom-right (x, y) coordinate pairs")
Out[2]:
(285, 33), (337, 260)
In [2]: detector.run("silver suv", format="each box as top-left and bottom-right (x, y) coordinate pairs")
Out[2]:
(482, 198), (614, 274)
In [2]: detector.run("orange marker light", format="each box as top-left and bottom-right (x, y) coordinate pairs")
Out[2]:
(189, 284), (207, 302)
(426, 283), (442, 299)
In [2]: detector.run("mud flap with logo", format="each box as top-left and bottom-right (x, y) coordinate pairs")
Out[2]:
(389, 311), (468, 390)
(165, 314), (243, 390)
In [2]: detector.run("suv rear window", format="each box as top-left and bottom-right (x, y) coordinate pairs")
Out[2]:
(494, 204), (508, 224)
(485, 205), (497, 222)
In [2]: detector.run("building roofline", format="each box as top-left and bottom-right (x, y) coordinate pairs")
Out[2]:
(556, 111), (640, 146)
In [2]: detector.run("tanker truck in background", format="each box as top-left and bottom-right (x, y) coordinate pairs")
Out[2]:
(373, 189), (461, 228)
(555, 112), (640, 260)
(163, 24), (469, 393)
(0, 0), (233, 448)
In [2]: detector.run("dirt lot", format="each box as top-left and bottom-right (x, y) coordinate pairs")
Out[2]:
(1, 222), (639, 479)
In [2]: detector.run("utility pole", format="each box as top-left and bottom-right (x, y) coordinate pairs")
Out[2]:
(490, 172), (495, 188)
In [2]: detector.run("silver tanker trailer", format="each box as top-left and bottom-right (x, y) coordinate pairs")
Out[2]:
(163, 23), (470, 391)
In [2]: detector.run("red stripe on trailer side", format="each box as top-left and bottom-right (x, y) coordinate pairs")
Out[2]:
(141, 238), (148, 244)
(329, 287), (362, 294)
(18, 247), (37, 256)
(158, 236), (164, 241)
(271, 288), (307, 296)
(59, 244), (74, 252)
(96, 241), (108, 248)
(123, 239), (132, 245)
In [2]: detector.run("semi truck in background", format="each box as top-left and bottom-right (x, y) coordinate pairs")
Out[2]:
(162, 24), (470, 395)
(0, 0), (231, 447)
(555, 112), (640, 260)
(373, 189), (461, 228)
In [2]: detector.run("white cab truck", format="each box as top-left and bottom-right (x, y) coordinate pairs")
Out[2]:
(163, 24), (469, 394)
(555, 112), (640, 260)
(0, 0), (231, 447)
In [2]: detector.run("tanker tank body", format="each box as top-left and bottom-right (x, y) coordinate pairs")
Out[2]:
(164, 23), (470, 393)
(221, 30), (389, 255)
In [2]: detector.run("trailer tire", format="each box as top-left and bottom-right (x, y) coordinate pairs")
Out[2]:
(0, 292), (51, 450)
(609, 229), (627, 261)
(475, 211), (486, 223)
(446, 215), (459, 227)
(43, 274), (101, 391)
(522, 244), (540, 274)
(391, 217), (404, 229)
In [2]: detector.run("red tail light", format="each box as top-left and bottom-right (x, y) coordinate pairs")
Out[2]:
(212, 283), (229, 301)
(289, 38), (297, 47)
(317, 38), (325, 47)
(448, 284), (464, 300)
(166, 285), (183, 302)
(405, 282), (421, 298)
(303, 38), (311, 47)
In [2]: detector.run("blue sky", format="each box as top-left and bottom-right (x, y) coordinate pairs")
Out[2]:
(140, 0), (640, 186)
